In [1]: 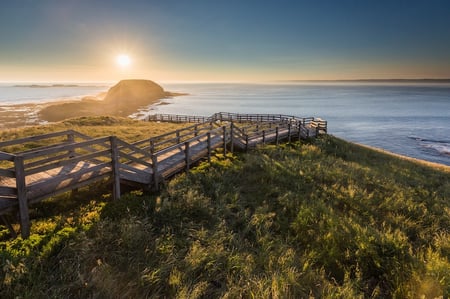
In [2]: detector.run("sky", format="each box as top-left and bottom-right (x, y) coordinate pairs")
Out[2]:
(1, 0), (450, 82)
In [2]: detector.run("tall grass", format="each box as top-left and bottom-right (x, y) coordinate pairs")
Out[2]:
(1, 133), (449, 298)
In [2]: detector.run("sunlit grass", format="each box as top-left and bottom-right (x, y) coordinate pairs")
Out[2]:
(0, 131), (449, 298)
(0, 116), (190, 145)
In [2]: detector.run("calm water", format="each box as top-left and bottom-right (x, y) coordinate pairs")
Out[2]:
(0, 83), (108, 104)
(156, 82), (450, 166)
(1, 82), (449, 166)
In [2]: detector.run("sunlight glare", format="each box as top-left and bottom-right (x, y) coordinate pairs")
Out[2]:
(116, 54), (131, 67)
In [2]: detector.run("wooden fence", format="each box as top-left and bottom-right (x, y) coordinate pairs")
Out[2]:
(0, 112), (326, 238)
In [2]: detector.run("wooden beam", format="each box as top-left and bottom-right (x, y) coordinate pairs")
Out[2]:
(14, 155), (30, 239)
(288, 123), (292, 143)
(151, 154), (159, 191)
(222, 126), (227, 155)
(230, 122), (234, 153)
(207, 133), (211, 163)
(275, 127), (279, 146)
(110, 136), (121, 200)
(185, 141), (190, 172)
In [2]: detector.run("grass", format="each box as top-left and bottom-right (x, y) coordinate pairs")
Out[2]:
(0, 116), (190, 144)
(0, 119), (449, 298)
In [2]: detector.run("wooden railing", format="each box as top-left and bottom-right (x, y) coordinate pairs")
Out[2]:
(151, 125), (228, 182)
(147, 122), (216, 153)
(147, 114), (210, 123)
(0, 112), (326, 238)
(210, 112), (303, 124)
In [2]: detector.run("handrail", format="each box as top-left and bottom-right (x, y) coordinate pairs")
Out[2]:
(0, 130), (73, 148)
(147, 114), (210, 123)
(154, 126), (223, 158)
(20, 136), (110, 160)
(0, 151), (15, 161)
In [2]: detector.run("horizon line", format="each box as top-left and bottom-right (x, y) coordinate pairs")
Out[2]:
(278, 78), (450, 83)
(2, 78), (450, 85)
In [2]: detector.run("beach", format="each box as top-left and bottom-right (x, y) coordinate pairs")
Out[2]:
(0, 96), (107, 129)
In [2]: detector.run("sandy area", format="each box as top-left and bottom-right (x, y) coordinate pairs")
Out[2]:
(0, 102), (56, 129)
(0, 94), (106, 130)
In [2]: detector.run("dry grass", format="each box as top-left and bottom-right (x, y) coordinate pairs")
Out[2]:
(0, 116), (191, 145)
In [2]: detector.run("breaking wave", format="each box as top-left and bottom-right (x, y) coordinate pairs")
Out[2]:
(409, 136), (450, 156)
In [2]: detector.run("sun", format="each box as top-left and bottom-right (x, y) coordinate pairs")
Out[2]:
(116, 54), (131, 67)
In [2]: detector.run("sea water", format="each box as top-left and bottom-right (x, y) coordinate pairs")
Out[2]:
(0, 83), (109, 104)
(1, 82), (449, 166)
(156, 82), (450, 166)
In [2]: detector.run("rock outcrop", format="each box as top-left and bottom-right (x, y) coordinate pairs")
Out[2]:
(39, 79), (175, 122)
(103, 79), (166, 105)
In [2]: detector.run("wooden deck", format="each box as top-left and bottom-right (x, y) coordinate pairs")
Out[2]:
(0, 112), (326, 238)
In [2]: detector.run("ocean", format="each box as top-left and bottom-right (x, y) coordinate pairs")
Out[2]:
(0, 83), (109, 105)
(1, 81), (449, 166)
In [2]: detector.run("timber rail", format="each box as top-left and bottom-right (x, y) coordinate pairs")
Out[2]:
(0, 112), (326, 238)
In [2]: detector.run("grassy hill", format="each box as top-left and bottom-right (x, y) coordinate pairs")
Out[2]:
(0, 118), (449, 298)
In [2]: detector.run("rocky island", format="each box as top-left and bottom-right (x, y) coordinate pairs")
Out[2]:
(38, 79), (183, 122)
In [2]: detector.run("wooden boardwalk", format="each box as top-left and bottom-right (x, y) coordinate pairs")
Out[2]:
(0, 112), (327, 238)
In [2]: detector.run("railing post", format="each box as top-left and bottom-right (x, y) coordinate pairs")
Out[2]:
(176, 131), (180, 143)
(14, 155), (30, 238)
(207, 132), (212, 163)
(262, 130), (266, 145)
(245, 135), (249, 151)
(110, 136), (121, 200)
(150, 138), (155, 155)
(194, 125), (198, 137)
(67, 131), (75, 158)
(222, 126), (227, 155)
(185, 141), (190, 172)
(230, 123), (234, 153)
(288, 123), (292, 143)
(275, 127), (279, 146)
(151, 154), (159, 190)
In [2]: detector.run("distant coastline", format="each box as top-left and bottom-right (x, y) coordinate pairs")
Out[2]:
(281, 79), (450, 84)
(12, 84), (109, 88)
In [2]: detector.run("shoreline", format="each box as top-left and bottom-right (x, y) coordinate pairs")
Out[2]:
(0, 93), (107, 129)
(351, 139), (450, 172)
(0, 91), (185, 129)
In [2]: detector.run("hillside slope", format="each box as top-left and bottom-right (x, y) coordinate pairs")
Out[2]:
(1, 135), (449, 298)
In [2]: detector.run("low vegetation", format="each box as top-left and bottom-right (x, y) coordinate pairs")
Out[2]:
(1, 119), (449, 298)
(0, 116), (189, 144)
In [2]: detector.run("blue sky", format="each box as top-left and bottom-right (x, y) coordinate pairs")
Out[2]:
(1, 0), (449, 82)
